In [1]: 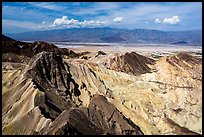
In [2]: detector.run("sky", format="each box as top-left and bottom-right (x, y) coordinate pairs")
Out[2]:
(2, 2), (202, 34)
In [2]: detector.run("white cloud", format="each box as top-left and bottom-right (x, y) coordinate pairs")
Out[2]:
(78, 20), (109, 27)
(113, 17), (123, 23)
(40, 16), (110, 29)
(155, 18), (162, 23)
(163, 16), (180, 25)
(154, 16), (180, 25)
(53, 16), (78, 25)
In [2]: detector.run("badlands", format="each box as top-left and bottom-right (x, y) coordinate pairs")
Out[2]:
(2, 35), (202, 135)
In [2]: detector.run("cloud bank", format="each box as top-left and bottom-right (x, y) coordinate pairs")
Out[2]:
(53, 16), (109, 27)
(155, 16), (180, 25)
(113, 17), (123, 23)
(39, 16), (124, 29)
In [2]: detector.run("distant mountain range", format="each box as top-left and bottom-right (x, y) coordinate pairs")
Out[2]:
(5, 28), (202, 45)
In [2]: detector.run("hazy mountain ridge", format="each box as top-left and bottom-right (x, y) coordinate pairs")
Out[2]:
(6, 28), (202, 45)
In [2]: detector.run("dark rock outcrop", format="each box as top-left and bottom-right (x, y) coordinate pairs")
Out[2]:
(106, 52), (155, 75)
(25, 52), (73, 93)
(95, 51), (107, 57)
(39, 95), (144, 135)
(2, 34), (15, 41)
(166, 52), (202, 67)
(85, 95), (144, 135)
(24, 52), (80, 119)
(166, 52), (202, 81)
(39, 108), (103, 135)
(2, 36), (79, 63)
(2, 53), (31, 63)
(2, 40), (78, 58)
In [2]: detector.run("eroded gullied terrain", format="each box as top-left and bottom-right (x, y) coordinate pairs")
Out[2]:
(65, 51), (202, 135)
(2, 42), (202, 135)
(2, 49), (143, 135)
(93, 51), (202, 135)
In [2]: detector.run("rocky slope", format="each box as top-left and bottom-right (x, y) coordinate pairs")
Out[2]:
(2, 42), (144, 135)
(2, 37), (202, 135)
(38, 94), (143, 135)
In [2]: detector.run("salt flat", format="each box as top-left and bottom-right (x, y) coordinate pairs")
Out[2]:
(54, 43), (202, 58)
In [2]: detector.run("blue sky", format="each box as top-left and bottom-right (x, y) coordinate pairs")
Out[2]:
(2, 2), (202, 33)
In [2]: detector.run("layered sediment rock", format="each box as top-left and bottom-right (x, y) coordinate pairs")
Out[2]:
(2, 38), (202, 135)
(2, 51), (144, 135)
(96, 52), (202, 135)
